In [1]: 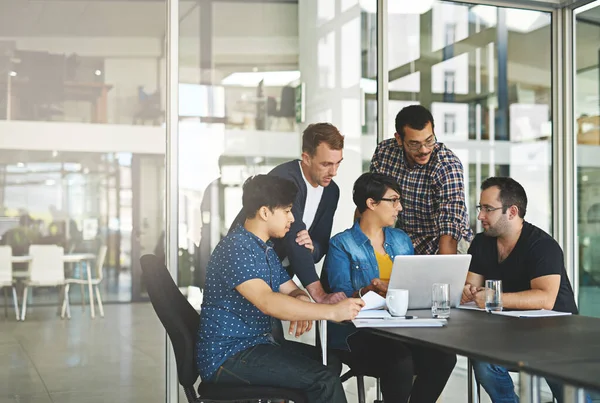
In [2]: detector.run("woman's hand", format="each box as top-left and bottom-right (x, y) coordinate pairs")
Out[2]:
(370, 278), (389, 296)
(354, 279), (389, 298)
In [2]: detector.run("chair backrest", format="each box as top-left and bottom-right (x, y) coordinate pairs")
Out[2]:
(29, 245), (65, 285)
(140, 254), (199, 388)
(0, 245), (12, 284)
(95, 245), (108, 281)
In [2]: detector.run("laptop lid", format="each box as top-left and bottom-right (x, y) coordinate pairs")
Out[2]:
(388, 255), (472, 309)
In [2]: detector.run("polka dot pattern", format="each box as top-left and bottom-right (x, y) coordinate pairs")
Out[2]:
(196, 224), (291, 380)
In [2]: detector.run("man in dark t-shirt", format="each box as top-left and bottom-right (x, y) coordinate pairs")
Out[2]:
(462, 177), (584, 403)
(467, 221), (577, 314)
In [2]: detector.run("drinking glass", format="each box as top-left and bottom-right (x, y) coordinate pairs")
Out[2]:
(485, 279), (503, 312)
(431, 283), (450, 319)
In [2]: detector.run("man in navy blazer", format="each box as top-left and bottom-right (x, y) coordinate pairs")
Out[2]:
(232, 123), (346, 304)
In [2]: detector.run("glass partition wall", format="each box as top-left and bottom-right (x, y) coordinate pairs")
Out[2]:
(0, 1), (167, 305)
(574, 0), (600, 317)
(385, 1), (553, 236)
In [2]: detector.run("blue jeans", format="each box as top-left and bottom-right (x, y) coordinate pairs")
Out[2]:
(472, 361), (593, 403)
(209, 339), (347, 403)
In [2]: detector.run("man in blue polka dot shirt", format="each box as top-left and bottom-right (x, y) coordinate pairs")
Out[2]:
(196, 175), (364, 402)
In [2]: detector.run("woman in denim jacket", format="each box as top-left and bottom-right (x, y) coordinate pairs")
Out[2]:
(325, 172), (456, 403)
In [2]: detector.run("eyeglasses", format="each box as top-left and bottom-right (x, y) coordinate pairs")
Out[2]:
(404, 136), (437, 151)
(476, 205), (504, 213)
(380, 198), (401, 207)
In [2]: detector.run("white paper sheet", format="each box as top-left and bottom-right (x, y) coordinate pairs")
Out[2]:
(352, 318), (447, 328)
(491, 309), (572, 318)
(457, 301), (486, 311)
(355, 309), (392, 319)
(361, 291), (387, 310)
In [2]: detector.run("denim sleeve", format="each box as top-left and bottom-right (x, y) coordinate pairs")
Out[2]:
(389, 228), (415, 256)
(325, 239), (355, 297)
(402, 232), (415, 255)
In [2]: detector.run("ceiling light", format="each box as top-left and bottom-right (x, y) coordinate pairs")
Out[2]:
(221, 71), (301, 87)
(52, 150), (58, 157)
(95, 70), (102, 76)
(9, 71), (17, 77)
(16, 162), (24, 168)
(471, 6), (549, 33)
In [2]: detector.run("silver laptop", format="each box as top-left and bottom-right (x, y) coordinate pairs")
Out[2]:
(388, 255), (472, 309)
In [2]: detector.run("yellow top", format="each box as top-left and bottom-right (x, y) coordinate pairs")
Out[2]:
(375, 251), (393, 281)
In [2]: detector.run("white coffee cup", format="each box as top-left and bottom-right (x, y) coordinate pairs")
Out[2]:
(386, 289), (409, 317)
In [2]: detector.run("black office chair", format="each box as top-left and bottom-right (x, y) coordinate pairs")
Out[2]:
(139, 254), (308, 403)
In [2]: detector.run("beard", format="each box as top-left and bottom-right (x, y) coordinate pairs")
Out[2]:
(482, 215), (509, 237)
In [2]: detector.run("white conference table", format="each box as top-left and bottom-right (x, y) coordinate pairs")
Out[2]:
(11, 253), (98, 318)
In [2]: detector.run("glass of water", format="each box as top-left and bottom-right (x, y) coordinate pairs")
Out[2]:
(485, 279), (503, 312)
(432, 283), (450, 319)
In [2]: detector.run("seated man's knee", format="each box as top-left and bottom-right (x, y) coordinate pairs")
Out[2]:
(472, 361), (509, 383)
(317, 366), (345, 392)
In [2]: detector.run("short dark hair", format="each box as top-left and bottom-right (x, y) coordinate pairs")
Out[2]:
(302, 123), (344, 156)
(353, 172), (401, 213)
(242, 175), (298, 219)
(395, 105), (435, 141)
(481, 177), (528, 218)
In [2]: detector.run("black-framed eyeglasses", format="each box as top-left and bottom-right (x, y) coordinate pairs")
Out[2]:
(404, 135), (437, 151)
(380, 197), (401, 207)
(476, 205), (504, 213)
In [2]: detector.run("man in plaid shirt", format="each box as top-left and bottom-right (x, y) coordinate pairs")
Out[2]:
(370, 105), (473, 255)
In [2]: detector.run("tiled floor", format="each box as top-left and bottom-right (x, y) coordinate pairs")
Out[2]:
(0, 303), (579, 403)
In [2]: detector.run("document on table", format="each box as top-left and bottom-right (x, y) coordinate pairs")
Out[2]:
(457, 301), (486, 311)
(491, 309), (572, 318)
(361, 291), (387, 310)
(356, 309), (392, 319)
(352, 318), (447, 328)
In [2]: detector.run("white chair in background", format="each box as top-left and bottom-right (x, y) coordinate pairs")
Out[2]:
(61, 245), (107, 319)
(21, 245), (68, 321)
(0, 246), (20, 320)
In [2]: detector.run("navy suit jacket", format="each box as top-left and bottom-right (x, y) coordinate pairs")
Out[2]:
(230, 160), (340, 286)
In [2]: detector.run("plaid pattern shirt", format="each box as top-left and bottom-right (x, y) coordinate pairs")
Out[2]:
(370, 139), (473, 255)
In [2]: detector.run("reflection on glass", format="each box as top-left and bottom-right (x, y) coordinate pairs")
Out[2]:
(387, 1), (552, 237)
(0, 1), (167, 305)
(575, 1), (600, 317)
(178, 1), (377, 290)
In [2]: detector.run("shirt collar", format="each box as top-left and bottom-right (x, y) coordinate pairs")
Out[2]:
(350, 220), (371, 246)
(232, 223), (274, 251)
(350, 219), (395, 248)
